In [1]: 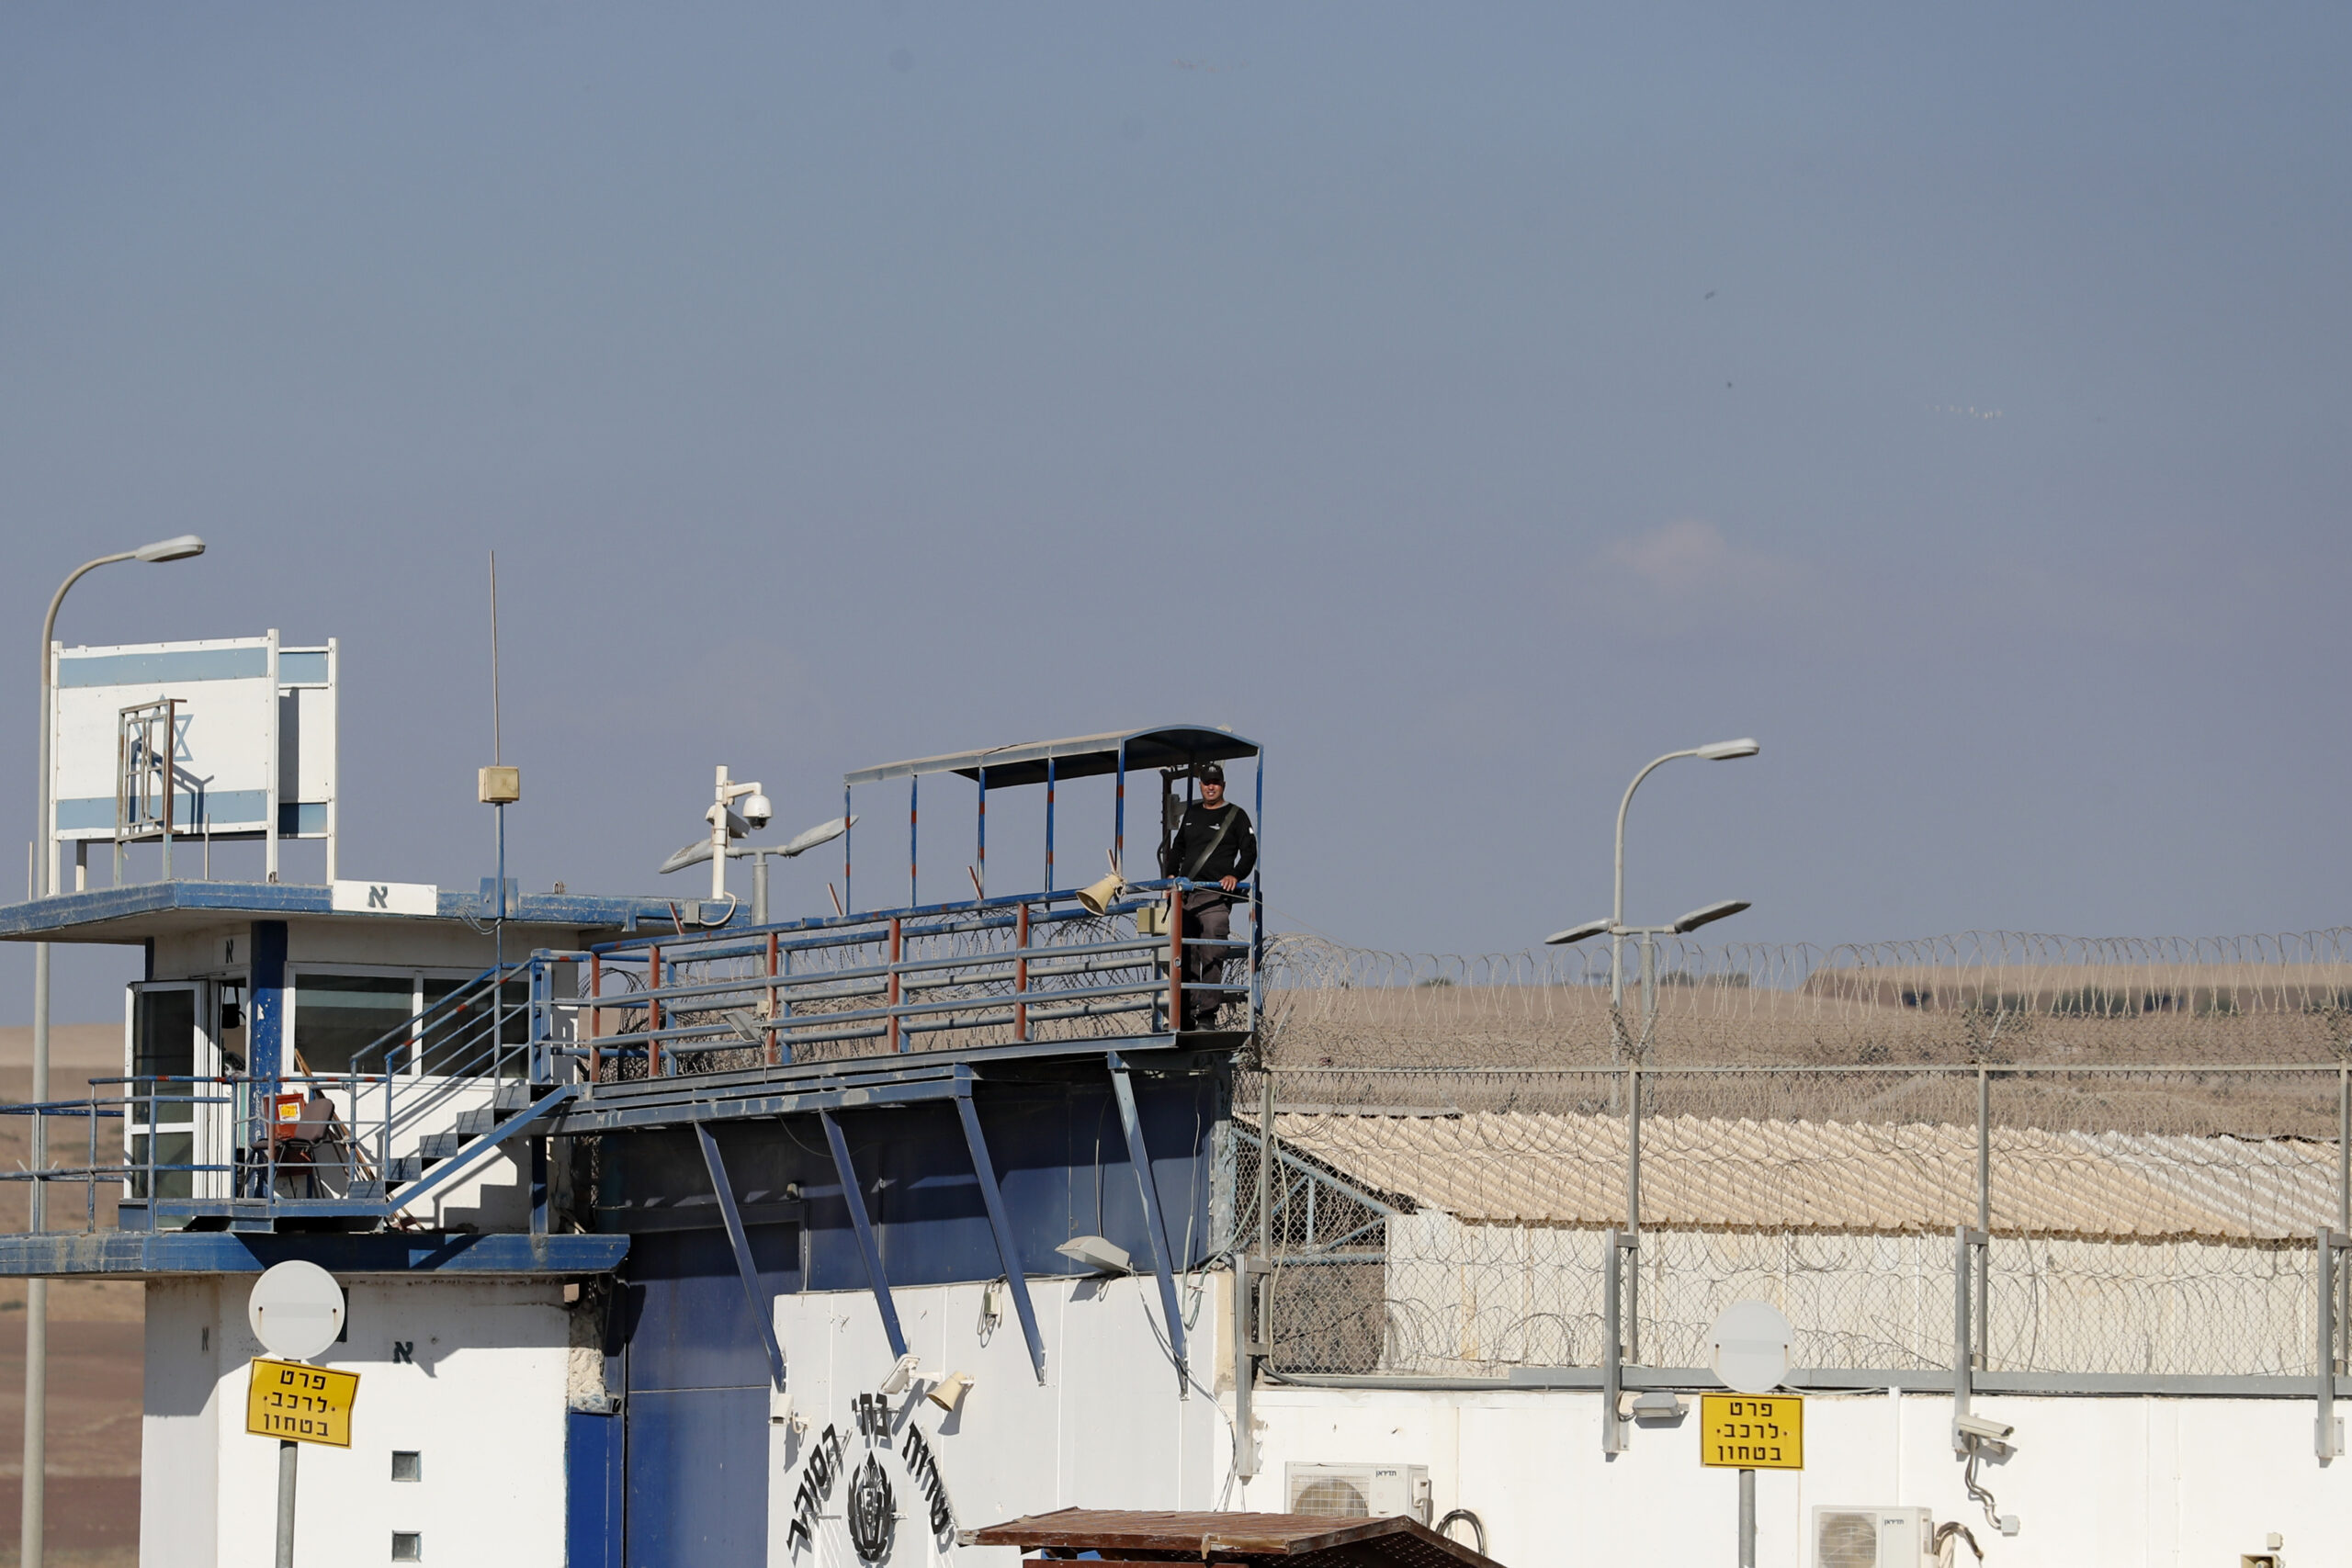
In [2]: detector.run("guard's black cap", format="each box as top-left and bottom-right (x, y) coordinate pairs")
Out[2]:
(1197, 762), (1225, 784)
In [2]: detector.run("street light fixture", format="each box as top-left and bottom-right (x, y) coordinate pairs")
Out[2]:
(1609, 738), (1759, 1023)
(25, 535), (206, 1568)
(1549, 737), (1756, 1385)
(1672, 899), (1751, 935)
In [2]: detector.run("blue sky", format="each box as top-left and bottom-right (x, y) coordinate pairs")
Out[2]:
(5, 5), (2348, 1019)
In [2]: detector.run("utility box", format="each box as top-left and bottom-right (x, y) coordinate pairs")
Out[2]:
(1811, 1506), (1933, 1568)
(1284, 1463), (1431, 1524)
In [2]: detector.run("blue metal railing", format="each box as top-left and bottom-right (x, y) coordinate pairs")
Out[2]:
(577, 875), (1260, 1077)
(0, 874), (1259, 1229)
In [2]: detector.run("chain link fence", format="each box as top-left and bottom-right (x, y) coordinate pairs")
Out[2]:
(1227, 931), (2352, 1384)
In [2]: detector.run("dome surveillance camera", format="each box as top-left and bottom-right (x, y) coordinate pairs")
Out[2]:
(741, 793), (773, 829)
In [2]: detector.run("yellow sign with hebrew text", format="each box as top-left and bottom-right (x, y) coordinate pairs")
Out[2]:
(246, 1359), (359, 1447)
(1699, 1393), (1803, 1469)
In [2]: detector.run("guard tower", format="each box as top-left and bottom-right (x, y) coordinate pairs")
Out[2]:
(0, 722), (1266, 1568)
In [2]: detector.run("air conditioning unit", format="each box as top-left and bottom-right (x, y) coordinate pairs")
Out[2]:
(1284, 1463), (1431, 1523)
(1812, 1506), (1933, 1568)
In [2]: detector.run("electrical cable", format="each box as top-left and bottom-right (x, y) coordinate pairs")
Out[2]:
(1933, 1519), (1984, 1565)
(1961, 1438), (2008, 1534)
(1434, 1510), (1487, 1557)
(1129, 1269), (1246, 1510)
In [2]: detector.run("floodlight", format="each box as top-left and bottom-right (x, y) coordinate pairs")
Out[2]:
(1694, 738), (1760, 761)
(1545, 919), (1612, 946)
(1671, 899), (1750, 934)
(878, 1353), (921, 1395)
(659, 839), (716, 874)
(775, 815), (853, 858)
(133, 534), (206, 563)
(1055, 1235), (1133, 1274)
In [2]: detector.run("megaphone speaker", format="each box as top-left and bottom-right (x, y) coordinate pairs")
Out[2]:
(1078, 873), (1125, 917)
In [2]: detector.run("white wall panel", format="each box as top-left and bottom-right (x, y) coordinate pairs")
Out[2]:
(774, 1278), (1227, 1568)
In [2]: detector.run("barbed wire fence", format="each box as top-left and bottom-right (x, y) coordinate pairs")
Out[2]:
(1228, 930), (2352, 1386)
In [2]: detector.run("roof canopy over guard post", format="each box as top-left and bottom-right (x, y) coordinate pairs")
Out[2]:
(843, 723), (1260, 911)
(843, 724), (1259, 791)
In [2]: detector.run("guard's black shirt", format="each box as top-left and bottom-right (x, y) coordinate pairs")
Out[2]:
(1161, 801), (1257, 887)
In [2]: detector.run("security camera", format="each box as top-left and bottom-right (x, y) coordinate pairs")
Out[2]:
(1954, 1413), (2015, 1442)
(878, 1353), (921, 1396)
(1055, 1235), (1133, 1275)
(741, 792), (773, 829)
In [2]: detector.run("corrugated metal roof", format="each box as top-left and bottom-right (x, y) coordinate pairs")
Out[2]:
(1274, 1111), (2339, 1242)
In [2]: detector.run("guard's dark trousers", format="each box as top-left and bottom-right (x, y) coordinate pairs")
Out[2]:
(1182, 896), (1232, 1030)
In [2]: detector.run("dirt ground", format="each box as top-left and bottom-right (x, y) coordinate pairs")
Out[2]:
(0, 1026), (146, 1568)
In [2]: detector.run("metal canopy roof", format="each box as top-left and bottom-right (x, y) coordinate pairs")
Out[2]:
(843, 723), (1259, 790)
(0, 881), (687, 945)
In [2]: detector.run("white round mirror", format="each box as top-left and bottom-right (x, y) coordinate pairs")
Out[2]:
(247, 1260), (346, 1360)
(1707, 1299), (1793, 1394)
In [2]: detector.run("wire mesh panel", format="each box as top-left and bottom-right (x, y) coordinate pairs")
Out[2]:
(1245, 1056), (2349, 1382)
(1260, 929), (2352, 1070)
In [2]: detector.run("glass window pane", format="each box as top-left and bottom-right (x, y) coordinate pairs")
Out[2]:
(216, 982), (248, 1074)
(135, 988), (197, 1078)
(134, 987), (198, 1126)
(129, 1132), (195, 1201)
(419, 979), (526, 1076)
(293, 975), (416, 1076)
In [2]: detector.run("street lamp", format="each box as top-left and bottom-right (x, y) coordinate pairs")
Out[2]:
(1548, 899), (1753, 1046)
(1546, 739), (1759, 1055)
(25, 535), (206, 1568)
(1545, 744), (1754, 1382)
(1607, 739), (1757, 1022)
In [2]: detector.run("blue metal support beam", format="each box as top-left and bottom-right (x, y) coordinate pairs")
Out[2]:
(820, 1109), (909, 1360)
(1107, 1051), (1188, 1395)
(695, 1123), (788, 1393)
(952, 1067), (1046, 1384)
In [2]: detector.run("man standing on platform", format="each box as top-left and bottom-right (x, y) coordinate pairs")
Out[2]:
(1159, 763), (1256, 1030)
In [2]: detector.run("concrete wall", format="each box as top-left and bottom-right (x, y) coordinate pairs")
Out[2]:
(142, 1276), (571, 1568)
(144, 1265), (2352, 1568)
(779, 1273), (2352, 1567)
(1241, 1382), (2352, 1567)
(774, 1277), (1228, 1568)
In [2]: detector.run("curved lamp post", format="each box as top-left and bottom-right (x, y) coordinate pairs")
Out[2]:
(1544, 737), (1757, 1379)
(1545, 738), (1759, 1052)
(25, 533), (206, 1568)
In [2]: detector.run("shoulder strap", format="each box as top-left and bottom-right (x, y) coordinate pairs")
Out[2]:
(1181, 805), (1240, 881)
